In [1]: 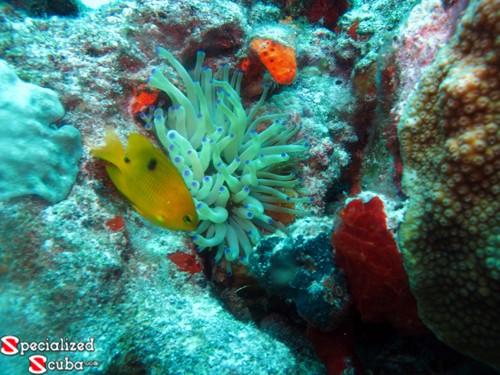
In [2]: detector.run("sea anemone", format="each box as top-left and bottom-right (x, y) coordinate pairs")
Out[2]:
(144, 47), (311, 273)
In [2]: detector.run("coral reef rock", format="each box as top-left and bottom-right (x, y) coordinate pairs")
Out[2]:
(0, 60), (81, 203)
(249, 221), (352, 331)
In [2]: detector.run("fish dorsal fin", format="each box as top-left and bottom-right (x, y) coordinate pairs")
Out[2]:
(125, 133), (154, 157)
(125, 133), (181, 177)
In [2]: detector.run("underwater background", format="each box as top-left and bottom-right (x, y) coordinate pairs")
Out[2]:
(0, 0), (499, 373)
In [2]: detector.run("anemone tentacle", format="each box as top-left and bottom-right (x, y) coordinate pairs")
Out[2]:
(146, 47), (310, 272)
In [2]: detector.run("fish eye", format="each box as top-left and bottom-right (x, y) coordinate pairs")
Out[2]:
(183, 215), (192, 223)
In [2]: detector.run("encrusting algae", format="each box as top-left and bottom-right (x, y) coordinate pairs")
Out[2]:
(91, 129), (199, 231)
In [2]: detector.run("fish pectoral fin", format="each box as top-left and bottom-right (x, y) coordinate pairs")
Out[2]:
(132, 204), (166, 225)
(131, 204), (163, 221)
(131, 204), (144, 216)
(105, 164), (128, 194)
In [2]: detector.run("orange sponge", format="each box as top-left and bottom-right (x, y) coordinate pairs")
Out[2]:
(250, 38), (296, 85)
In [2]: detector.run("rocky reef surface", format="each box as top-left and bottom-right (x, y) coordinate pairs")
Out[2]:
(0, 0), (498, 373)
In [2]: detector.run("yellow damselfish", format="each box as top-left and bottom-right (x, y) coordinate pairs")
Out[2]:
(91, 129), (198, 231)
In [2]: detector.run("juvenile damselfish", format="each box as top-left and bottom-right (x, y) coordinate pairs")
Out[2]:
(91, 129), (198, 231)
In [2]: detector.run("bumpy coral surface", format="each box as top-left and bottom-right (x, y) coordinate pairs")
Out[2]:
(146, 48), (311, 273)
(398, 0), (499, 368)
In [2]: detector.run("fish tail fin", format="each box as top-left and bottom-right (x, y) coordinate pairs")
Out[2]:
(91, 129), (125, 167)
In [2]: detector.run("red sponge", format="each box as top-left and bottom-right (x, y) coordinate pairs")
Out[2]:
(332, 197), (426, 335)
